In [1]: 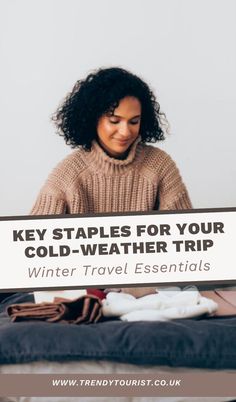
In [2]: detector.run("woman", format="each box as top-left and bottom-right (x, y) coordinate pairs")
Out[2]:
(31, 67), (192, 297)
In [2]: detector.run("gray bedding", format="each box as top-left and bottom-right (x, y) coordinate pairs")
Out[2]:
(0, 293), (236, 368)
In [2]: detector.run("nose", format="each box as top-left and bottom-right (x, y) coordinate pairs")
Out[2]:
(118, 122), (130, 138)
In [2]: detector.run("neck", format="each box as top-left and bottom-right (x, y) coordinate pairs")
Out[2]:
(97, 141), (131, 160)
(85, 136), (143, 175)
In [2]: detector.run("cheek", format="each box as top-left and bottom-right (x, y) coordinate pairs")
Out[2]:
(97, 121), (116, 139)
(132, 123), (141, 136)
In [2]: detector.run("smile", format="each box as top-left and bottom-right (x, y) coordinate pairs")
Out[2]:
(115, 139), (131, 145)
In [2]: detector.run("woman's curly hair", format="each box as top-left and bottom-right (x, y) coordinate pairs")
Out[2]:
(52, 67), (168, 149)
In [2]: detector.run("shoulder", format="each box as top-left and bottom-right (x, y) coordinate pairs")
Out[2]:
(138, 143), (177, 176)
(139, 144), (192, 210)
(140, 142), (173, 163)
(41, 148), (90, 195)
(54, 147), (89, 172)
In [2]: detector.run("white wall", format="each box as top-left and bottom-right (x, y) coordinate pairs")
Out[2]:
(1, 0), (235, 216)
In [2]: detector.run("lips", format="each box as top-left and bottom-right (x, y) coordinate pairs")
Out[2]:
(115, 139), (131, 145)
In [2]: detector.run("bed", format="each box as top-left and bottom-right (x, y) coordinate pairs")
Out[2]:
(0, 292), (236, 402)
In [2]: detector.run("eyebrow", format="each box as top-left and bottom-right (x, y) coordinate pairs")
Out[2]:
(110, 114), (141, 119)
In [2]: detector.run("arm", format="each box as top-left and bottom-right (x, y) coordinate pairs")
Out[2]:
(158, 153), (192, 210)
(30, 162), (68, 216)
(121, 287), (157, 298)
(30, 149), (88, 216)
(30, 192), (66, 215)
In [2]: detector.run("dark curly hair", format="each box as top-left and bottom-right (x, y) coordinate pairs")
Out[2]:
(52, 67), (168, 149)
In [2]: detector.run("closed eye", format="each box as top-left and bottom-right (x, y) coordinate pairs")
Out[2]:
(109, 120), (120, 124)
(108, 117), (140, 125)
(129, 119), (140, 125)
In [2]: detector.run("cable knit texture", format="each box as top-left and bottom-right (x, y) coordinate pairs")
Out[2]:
(31, 139), (192, 216)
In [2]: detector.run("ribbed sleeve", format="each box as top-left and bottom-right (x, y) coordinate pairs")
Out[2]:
(158, 153), (192, 210)
(30, 194), (66, 215)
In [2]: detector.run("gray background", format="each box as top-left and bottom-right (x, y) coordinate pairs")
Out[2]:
(1, 0), (235, 216)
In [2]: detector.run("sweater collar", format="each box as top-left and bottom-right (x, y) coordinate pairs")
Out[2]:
(86, 137), (143, 174)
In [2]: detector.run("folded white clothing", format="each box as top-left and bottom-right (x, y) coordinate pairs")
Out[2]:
(102, 286), (218, 320)
(102, 286), (201, 317)
(120, 297), (218, 321)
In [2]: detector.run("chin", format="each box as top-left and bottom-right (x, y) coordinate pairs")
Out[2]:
(116, 145), (129, 154)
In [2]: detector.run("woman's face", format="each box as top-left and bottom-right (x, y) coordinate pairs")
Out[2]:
(96, 96), (141, 158)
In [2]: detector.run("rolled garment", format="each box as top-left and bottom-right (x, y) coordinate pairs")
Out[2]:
(7, 294), (103, 324)
(120, 298), (218, 322)
(102, 287), (199, 317)
(102, 286), (218, 320)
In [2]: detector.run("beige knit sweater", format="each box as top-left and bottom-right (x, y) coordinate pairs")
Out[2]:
(31, 139), (192, 298)
(31, 138), (191, 215)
